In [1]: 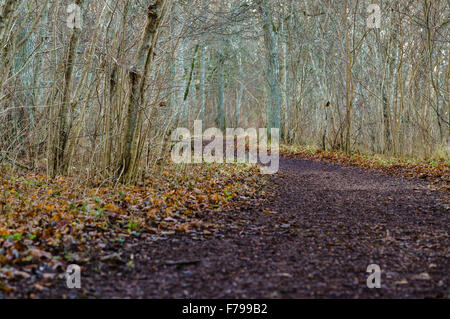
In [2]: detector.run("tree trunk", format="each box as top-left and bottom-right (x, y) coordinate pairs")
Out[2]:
(52, 0), (84, 176)
(258, 0), (282, 136)
(120, 0), (168, 183)
(199, 39), (207, 121)
(216, 50), (226, 130)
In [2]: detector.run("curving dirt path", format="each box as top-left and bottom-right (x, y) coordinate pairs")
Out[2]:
(46, 157), (449, 298)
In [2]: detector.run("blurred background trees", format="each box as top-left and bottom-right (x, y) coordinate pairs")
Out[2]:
(0, 0), (448, 183)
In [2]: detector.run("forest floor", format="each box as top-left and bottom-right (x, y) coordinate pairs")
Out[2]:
(0, 149), (449, 298)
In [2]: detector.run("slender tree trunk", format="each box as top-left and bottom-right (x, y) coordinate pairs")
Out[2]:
(216, 49), (226, 130)
(258, 0), (282, 135)
(52, 0), (84, 176)
(235, 50), (243, 127)
(120, 0), (168, 183)
(281, 17), (288, 142)
(199, 39), (207, 121)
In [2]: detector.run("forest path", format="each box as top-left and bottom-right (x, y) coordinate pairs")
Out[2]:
(57, 157), (448, 298)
